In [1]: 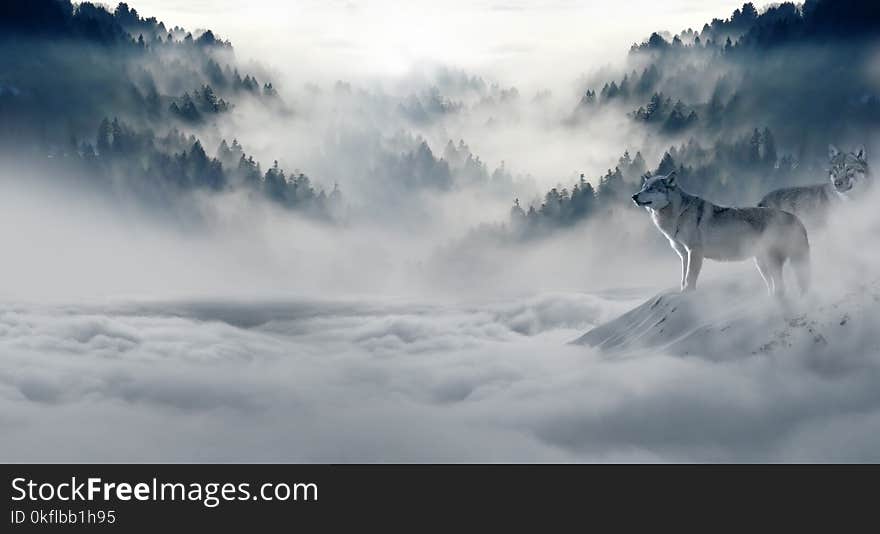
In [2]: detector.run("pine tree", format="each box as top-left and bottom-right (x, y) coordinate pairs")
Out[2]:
(637, 65), (659, 95)
(664, 101), (688, 131)
(217, 139), (230, 160)
(96, 117), (112, 156)
(110, 117), (125, 154)
(618, 75), (630, 98)
(264, 160), (287, 202)
(657, 152), (676, 175)
(605, 81), (619, 100)
(707, 85), (724, 125)
(748, 128), (761, 165)
(646, 92), (664, 121)
(761, 127), (777, 168)
(580, 89), (596, 106)
(631, 152), (647, 177)
(510, 198), (526, 229)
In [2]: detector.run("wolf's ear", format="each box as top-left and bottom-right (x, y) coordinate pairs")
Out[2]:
(666, 171), (677, 187)
(854, 145), (866, 161)
(829, 144), (840, 160)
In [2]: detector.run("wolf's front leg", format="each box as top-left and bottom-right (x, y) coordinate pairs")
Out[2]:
(683, 247), (703, 292)
(671, 241), (688, 291)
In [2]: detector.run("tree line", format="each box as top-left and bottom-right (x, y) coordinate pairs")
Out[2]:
(0, 1), (334, 220)
(510, 125), (802, 240)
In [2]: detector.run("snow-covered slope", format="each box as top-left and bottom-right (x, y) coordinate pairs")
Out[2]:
(574, 276), (880, 361)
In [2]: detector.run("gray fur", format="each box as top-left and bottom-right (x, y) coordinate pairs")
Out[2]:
(633, 172), (811, 296)
(758, 145), (870, 225)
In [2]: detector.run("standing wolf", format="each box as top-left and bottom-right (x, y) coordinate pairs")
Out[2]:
(758, 145), (870, 225)
(633, 172), (810, 296)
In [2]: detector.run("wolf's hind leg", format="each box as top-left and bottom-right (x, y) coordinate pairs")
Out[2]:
(754, 256), (774, 296)
(793, 254), (811, 295)
(756, 253), (786, 297)
(767, 254), (786, 297)
(790, 236), (811, 296)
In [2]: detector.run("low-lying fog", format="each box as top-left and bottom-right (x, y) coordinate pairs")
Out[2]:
(3, 0), (880, 462)
(4, 161), (880, 461)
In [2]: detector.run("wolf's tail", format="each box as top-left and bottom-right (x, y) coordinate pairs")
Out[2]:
(791, 225), (811, 295)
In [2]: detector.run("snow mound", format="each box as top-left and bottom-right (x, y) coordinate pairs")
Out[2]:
(573, 276), (880, 360)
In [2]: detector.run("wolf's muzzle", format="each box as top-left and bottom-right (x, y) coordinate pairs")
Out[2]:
(632, 194), (650, 207)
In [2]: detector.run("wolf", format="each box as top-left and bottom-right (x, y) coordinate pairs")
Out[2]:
(758, 145), (870, 225)
(633, 172), (810, 296)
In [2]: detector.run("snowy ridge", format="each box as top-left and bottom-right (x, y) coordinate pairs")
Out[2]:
(573, 277), (880, 360)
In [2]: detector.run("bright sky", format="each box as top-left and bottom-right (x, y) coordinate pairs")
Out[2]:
(131, 0), (748, 86)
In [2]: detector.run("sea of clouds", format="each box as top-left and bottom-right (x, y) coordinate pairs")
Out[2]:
(3, 152), (880, 462)
(3, 280), (880, 462)
(3, 0), (880, 462)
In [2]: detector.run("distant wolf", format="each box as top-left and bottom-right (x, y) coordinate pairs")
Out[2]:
(758, 145), (870, 225)
(633, 172), (810, 296)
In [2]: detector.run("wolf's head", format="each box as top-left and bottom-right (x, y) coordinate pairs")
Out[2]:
(632, 172), (678, 210)
(828, 145), (869, 194)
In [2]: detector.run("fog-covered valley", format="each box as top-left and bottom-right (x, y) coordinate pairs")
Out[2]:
(2, 0), (880, 461)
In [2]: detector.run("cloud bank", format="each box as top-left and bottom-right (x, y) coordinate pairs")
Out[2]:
(3, 277), (880, 462)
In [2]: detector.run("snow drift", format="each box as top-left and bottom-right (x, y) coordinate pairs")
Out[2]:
(574, 276), (880, 365)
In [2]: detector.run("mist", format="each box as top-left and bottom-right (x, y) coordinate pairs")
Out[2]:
(2, 0), (880, 462)
(131, 1), (748, 89)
